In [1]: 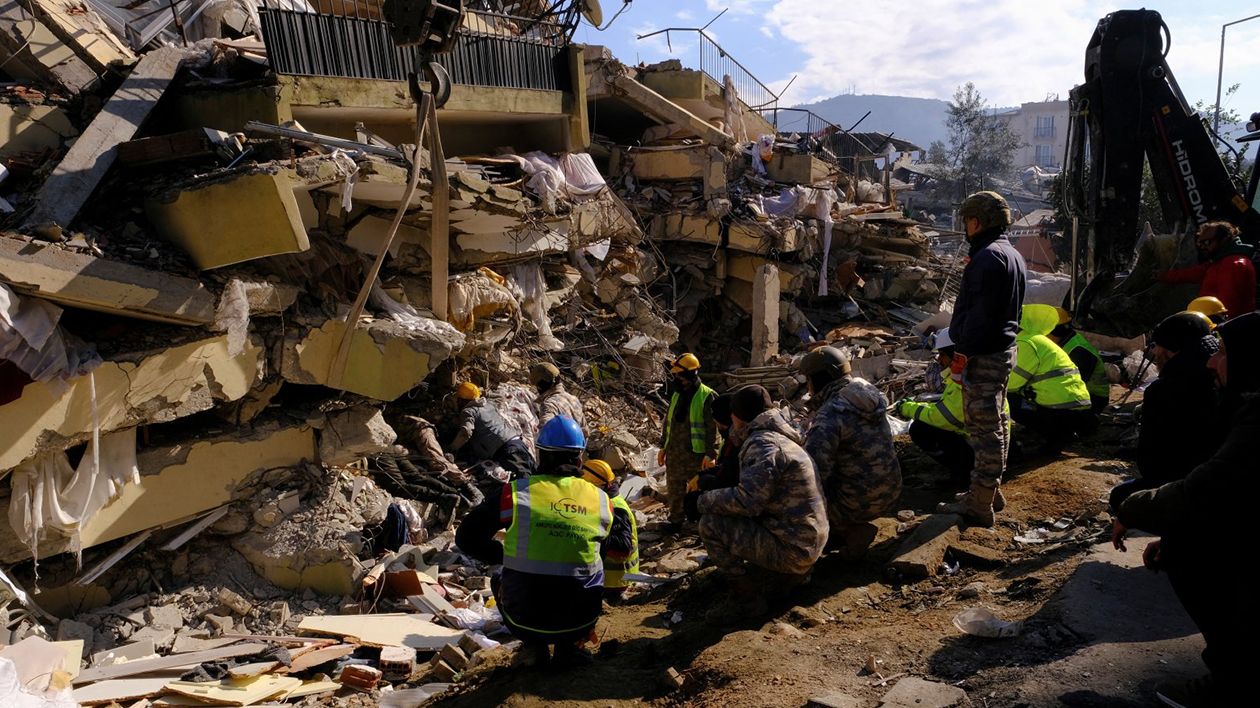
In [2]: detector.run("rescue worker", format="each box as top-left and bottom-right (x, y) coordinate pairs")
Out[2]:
(1114, 313), (1260, 707)
(1108, 311), (1221, 513)
(455, 416), (633, 668)
(1159, 220), (1256, 318)
(1186, 295), (1229, 326)
(686, 385), (828, 624)
(895, 329), (1010, 507)
(1048, 307), (1110, 413)
(657, 353), (718, 531)
(450, 382), (536, 479)
(938, 191), (1027, 527)
(530, 362), (585, 431)
(579, 459), (639, 602)
(799, 346), (901, 555)
(1007, 304), (1095, 456)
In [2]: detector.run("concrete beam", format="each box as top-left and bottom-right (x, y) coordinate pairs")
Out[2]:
(279, 75), (566, 116)
(605, 72), (733, 148)
(727, 253), (809, 295)
(0, 235), (216, 325)
(0, 334), (264, 471)
(0, 0), (98, 93)
(750, 263), (779, 366)
(281, 318), (461, 401)
(650, 213), (801, 254)
(27, 0), (134, 73)
(766, 153), (837, 185)
(146, 171), (311, 270)
(0, 103), (77, 158)
(24, 47), (185, 233)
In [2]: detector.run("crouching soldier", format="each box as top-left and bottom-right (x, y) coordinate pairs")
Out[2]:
(687, 385), (828, 624)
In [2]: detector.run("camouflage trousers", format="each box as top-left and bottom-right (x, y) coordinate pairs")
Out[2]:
(962, 346), (1016, 489)
(665, 451), (704, 524)
(826, 477), (900, 527)
(699, 515), (817, 576)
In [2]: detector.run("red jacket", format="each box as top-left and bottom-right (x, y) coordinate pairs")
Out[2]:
(1160, 254), (1256, 317)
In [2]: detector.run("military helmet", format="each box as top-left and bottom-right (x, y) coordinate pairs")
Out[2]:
(529, 362), (560, 386)
(959, 191), (1012, 231)
(1153, 311), (1214, 351)
(799, 346), (852, 379)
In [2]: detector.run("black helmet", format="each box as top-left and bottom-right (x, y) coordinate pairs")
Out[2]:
(1152, 311), (1213, 352)
(799, 346), (852, 379)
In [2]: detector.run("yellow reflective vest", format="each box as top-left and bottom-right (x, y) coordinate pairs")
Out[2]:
(1063, 332), (1110, 401)
(900, 379), (1009, 434)
(603, 495), (639, 589)
(1012, 306), (1092, 410)
(502, 475), (612, 578)
(664, 383), (716, 454)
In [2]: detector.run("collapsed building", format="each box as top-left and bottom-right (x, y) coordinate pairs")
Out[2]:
(0, 1), (1001, 704)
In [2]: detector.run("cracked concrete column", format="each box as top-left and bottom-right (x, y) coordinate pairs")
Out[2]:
(751, 263), (779, 366)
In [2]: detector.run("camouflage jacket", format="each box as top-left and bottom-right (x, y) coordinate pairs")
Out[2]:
(537, 384), (586, 430)
(803, 377), (903, 515)
(698, 408), (829, 565)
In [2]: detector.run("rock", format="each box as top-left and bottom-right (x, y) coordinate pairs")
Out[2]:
(55, 619), (95, 658)
(661, 666), (686, 691)
(211, 510), (251, 535)
(808, 692), (863, 708)
(319, 407), (397, 465)
(958, 582), (985, 600)
(269, 601), (291, 626)
(879, 676), (972, 708)
(947, 539), (1007, 569)
(767, 621), (805, 638)
(217, 588), (253, 616)
(203, 614), (235, 634)
(888, 514), (963, 579)
(130, 625), (176, 649)
(253, 503), (284, 528)
(896, 510), (916, 522)
(145, 604), (185, 630)
(656, 548), (705, 574)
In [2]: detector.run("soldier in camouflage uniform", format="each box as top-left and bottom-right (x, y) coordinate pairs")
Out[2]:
(939, 191), (1026, 527)
(530, 362), (586, 430)
(690, 386), (828, 623)
(799, 347), (902, 553)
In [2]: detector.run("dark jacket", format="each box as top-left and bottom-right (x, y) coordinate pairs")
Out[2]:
(949, 227), (1027, 357)
(1135, 335), (1221, 485)
(455, 467), (634, 639)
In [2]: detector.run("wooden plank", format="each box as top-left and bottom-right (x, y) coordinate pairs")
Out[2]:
(280, 642), (357, 673)
(74, 677), (172, 705)
(163, 675), (302, 706)
(73, 643), (266, 685)
(24, 47), (185, 233)
(297, 614), (463, 651)
(76, 530), (153, 585)
(160, 507), (230, 551)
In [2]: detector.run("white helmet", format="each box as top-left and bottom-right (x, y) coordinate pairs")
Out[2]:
(932, 327), (954, 351)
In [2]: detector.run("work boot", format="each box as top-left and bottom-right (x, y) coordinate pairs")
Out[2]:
(511, 642), (549, 669)
(703, 572), (769, 626)
(936, 484), (997, 527)
(952, 485), (1006, 512)
(550, 642), (594, 669)
(1155, 674), (1217, 707)
(827, 522), (879, 560)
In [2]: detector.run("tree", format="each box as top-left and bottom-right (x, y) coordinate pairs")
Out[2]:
(1193, 83), (1254, 195)
(938, 83), (1023, 200)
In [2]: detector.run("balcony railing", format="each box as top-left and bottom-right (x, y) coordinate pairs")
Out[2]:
(757, 107), (840, 138)
(1034, 126), (1057, 139)
(636, 26), (779, 112)
(258, 1), (569, 91)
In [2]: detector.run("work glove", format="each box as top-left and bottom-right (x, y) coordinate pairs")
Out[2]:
(894, 398), (915, 418)
(949, 353), (969, 385)
(700, 455), (716, 470)
(686, 475), (700, 494)
(657, 449), (667, 467)
(683, 491), (702, 522)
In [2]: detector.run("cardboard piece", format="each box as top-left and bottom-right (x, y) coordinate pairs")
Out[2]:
(74, 643), (267, 685)
(297, 614), (463, 651)
(74, 677), (174, 705)
(163, 675), (303, 706)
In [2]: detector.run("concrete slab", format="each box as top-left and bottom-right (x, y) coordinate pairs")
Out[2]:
(0, 103), (77, 158)
(879, 676), (970, 707)
(650, 213), (801, 254)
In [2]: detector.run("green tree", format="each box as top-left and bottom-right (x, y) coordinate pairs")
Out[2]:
(940, 83), (1023, 200)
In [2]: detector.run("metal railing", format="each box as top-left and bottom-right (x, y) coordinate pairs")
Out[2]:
(756, 107), (840, 138)
(258, 1), (568, 90)
(636, 26), (779, 112)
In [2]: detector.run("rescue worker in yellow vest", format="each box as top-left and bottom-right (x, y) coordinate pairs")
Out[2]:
(895, 328), (1010, 505)
(657, 353), (718, 531)
(1187, 295), (1229, 326)
(1009, 304), (1096, 456)
(454, 416), (634, 669)
(1048, 307), (1110, 413)
(579, 459), (639, 603)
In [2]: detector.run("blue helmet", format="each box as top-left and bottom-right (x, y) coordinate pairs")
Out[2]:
(537, 415), (585, 451)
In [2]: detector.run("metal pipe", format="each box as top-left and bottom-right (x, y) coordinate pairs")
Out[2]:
(1213, 13), (1260, 147)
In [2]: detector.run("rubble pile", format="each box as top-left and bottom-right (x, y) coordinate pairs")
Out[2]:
(0, 3), (986, 705)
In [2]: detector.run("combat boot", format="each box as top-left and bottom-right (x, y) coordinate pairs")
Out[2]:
(952, 485), (1006, 512)
(937, 484), (997, 527)
(703, 572), (769, 626)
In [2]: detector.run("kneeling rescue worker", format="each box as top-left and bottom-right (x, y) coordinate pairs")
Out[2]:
(579, 459), (639, 602)
(455, 416), (633, 668)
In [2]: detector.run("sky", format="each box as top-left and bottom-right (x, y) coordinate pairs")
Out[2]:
(574, 0), (1260, 121)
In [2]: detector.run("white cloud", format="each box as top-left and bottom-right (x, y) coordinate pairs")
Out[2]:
(630, 22), (699, 61)
(706, 0), (773, 15)
(675, 10), (694, 21)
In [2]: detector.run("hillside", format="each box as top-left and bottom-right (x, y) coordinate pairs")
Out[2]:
(790, 93), (951, 150)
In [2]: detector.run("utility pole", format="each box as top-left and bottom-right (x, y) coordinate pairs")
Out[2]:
(1213, 13), (1260, 146)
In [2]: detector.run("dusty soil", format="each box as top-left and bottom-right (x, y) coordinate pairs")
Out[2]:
(433, 413), (1138, 708)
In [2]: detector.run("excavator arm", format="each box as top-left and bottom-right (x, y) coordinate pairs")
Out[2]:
(1064, 9), (1260, 336)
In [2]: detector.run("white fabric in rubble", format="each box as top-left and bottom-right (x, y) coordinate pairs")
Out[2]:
(558, 153), (607, 197)
(0, 283), (101, 382)
(509, 152), (566, 214)
(7, 428), (140, 561)
(331, 149), (360, 212)
(447, 272), (520, 332)
(211, 279), (252, 357)
(816, 189), (837, 296)
(0, 656), (75, 708)
(1024, 271), (1073, 306)
(487, 383), (539, 459)
(748, 134), (776, 176)
(368, 282), (467, 347)
(509, 263), (562, 351)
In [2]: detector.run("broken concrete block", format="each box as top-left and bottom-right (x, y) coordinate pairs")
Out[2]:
(428, 659), (458, 682)
(379, 645), (417, 681)
(0, 2), (98, 93)
(765, 153), (836, 185)
(0, 333), (263, 476)
(727, 253), (808, 294)
(623, 145), (712, 181)
(346, 215), (426, 258)
(55, 619), (94, 658)
(145, 604), (185, 630)
(661, 666), (686, 691)
(438, 643), (469, 670)
(879, 676), (971, 708)
(130, 625), (176, 649)
(147, 171), (311, 269)
(807, 692), (863, 708)
(888, 514), (963, 580)
(751, 263), (780, 366)
(216, 588), (253, 617)
(281, 318), (461, 402)
(947, 540), (1006, 569)
(27, 0), (135, 72)
(319, 407), (398, 466)
(650, 213), (801, 254)
(0, 235), (216, 325)
(453, 222), (569, 266)
(0, 103), (77, 158)
(203, 614), (235, 635)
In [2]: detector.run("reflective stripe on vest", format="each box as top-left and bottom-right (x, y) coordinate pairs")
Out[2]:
(1064, 333), (1110, 398)
(502, 476), (612, 578)
(1027, 366), (1080, 383)
(934, 400), (964, 429)
(604, 495), (639, 589)
(1013, 335), (1094, 410)
(665, 384), (715, 454)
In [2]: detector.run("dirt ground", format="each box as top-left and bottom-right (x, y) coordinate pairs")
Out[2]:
(432, 403), (1170, 708)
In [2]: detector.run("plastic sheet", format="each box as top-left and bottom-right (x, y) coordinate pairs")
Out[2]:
(952, 607), (1022, 638)
(509, 263), (562, 351)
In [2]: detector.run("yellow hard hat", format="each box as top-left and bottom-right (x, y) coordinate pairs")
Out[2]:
(670, 353), (701, 373)
(1054, 307), (1072, 326)
(581, 459), (614, 487)
(456, 382), (481, 400)
(1187, 296), (1228, 319)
